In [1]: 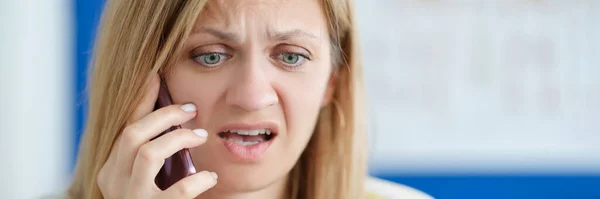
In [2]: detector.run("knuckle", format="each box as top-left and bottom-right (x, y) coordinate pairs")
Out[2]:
(137, 145), (157, 162)
(97, 163), (113, 187)
(97, 168), (106, 185)
(122, 125), (140, 143)
(97, 172), (116, 198)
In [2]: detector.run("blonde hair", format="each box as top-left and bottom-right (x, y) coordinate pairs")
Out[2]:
(68, 0), (366, 198)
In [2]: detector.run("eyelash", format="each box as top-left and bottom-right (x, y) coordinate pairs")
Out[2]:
(190, 51), (312, 70)
(191, 52), (230, 68)
(272, 52), (311, 69)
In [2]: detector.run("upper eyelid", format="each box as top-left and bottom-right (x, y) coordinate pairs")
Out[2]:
(276, 52), (310, 60)
(190, 50), (309, 61)
(276, 44), (312, 54)
(189, 44), (231, 55)
(275, 53), (308, 62)
(188, 44), (314, 61)
(274, 47), (313, 60)
(189, 51), (231, 61)
(192, 52), (229, 56)
(188, 41), (311, 52)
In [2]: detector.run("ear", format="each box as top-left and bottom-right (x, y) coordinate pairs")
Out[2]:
(321, 72), (337, 107)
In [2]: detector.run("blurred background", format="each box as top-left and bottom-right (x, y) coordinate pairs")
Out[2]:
(1, 0), (599, 198)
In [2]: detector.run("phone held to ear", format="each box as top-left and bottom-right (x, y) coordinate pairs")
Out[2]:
(153, 80), (197, 190)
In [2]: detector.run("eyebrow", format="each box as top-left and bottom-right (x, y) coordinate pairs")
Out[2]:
(269, 29), (320, 42)
(192, 27), (320, 42)
(194, 27), (239, 42)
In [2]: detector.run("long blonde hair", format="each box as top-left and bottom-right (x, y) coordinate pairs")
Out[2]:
(68, 0), (366, 198)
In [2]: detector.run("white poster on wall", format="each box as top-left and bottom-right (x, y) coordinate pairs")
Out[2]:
(356, 0), (600, 174)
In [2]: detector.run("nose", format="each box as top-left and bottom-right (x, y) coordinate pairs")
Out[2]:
(225, 59), (278, 112)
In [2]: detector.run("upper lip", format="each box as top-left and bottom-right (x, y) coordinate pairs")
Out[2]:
(217, 121), (279, 135)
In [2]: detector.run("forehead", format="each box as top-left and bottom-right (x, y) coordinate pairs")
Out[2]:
(194, 0), (328, 38)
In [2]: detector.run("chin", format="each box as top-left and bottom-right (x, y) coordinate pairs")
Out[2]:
(191, 144), (292, 194)
(211, 161), (288, 193)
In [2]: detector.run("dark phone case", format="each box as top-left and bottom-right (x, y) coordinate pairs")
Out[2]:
(153, 80), (197, 190)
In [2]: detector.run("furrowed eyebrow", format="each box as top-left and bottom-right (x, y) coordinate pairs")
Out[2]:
(269, 29), (320, 42)
(191, 27), (320, 43)
(192, 27), (239, 42)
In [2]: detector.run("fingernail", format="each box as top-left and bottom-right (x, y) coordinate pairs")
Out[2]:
(193, 129), (208, 137)
(181, 103), (197, 112)
(210, 172), (218, 180)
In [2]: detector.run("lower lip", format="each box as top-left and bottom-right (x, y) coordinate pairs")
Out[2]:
(220, 138), (274, 161)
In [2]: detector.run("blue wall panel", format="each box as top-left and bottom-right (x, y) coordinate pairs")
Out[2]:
(73, 0), (105, 168)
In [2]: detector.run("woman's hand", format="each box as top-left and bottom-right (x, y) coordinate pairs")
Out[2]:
(97, 75), (217, 199)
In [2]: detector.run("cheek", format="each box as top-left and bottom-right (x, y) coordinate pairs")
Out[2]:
(165, 66), (224, 128)
(274, 66), (331, 139)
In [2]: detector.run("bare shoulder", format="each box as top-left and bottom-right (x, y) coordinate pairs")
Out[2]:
(365, 177), (434, 199)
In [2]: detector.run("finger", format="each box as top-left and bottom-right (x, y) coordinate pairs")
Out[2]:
(116, 104), (197, 176)
(130, 128), (208, 187)
(127, 73), (160, 124)
(158, 171), (218, 199)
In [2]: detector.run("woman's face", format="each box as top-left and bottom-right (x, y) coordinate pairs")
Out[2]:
(166, 0), (334, 194)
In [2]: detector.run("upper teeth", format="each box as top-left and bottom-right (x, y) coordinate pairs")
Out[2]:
(228, 129), (271, 136)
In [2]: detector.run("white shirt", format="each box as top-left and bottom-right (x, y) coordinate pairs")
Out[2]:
(365, 177), (434, 199)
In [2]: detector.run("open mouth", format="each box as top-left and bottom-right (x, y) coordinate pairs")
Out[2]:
(217, 129), (277, 146)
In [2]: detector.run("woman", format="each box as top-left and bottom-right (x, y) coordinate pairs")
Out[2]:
(67, 0), (432, 198)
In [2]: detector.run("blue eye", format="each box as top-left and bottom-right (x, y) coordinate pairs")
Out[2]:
(282, 53), (300, 64)
(193, 53), (229, 67)
(276, 53), (307, 67)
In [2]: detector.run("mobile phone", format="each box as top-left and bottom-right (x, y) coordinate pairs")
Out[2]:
(153, 79), (197, 190)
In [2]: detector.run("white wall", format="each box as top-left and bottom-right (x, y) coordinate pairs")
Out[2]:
(0, 0), (72, 198)
(355, 0), (600, 174)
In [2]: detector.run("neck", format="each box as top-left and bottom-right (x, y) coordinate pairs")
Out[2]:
(195, 175), (288, 199)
